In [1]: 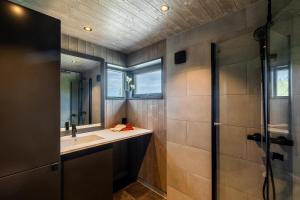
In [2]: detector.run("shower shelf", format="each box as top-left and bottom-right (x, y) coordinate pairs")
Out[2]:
(247, 133), (294, 146)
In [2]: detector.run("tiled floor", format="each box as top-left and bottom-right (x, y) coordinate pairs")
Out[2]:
(113, 182), (165, 200)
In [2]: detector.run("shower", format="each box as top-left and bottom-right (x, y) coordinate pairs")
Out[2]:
(253, 22), (276, 200)
(252, 0), (294, 199)
(213, 0), (298, 199)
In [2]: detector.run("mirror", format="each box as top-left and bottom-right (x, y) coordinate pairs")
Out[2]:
(60, 51), (104, 133)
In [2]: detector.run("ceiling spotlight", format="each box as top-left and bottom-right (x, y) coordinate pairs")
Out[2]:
(160, 4), (169, 12)
(72, 60), (78, 63)
(83, 26), (92, 32)
(10, 4), (24, 16)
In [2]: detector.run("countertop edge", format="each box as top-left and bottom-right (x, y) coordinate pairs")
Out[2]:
(60, 129), (153, 155)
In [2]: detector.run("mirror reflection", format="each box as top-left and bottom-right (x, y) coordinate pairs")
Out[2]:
(60, 53), (102, 131)
(269, 26), (291, 134)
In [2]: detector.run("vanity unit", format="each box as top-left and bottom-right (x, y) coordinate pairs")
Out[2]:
(0, 2), (152, 199)
(60, 128), (152, 200)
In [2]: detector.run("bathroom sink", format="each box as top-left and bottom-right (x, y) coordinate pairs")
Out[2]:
(61, 135), (104, 149)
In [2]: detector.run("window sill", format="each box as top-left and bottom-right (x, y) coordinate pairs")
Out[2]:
(127, 97), (164, 100)
(270, 96), (289, 99)
(106, 97), (126, 100)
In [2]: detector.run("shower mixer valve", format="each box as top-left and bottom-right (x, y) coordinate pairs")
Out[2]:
(247, 133), (294, 146)
(271, 152), (284, 161)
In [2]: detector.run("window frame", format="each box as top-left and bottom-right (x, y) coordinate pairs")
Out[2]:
(129, 58), (164, 99)
(105, 64), (126, 100)
(271, 65), (290, 98)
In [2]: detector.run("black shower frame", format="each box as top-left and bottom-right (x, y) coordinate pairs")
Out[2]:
(211, 43), (218, 200)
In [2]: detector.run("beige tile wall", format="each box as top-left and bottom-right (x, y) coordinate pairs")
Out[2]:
(166, 0), (267, 199)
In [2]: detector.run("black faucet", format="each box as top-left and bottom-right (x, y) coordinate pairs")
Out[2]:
(71, 124), (77, 138)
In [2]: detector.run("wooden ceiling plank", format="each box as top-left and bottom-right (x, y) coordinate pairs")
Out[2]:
(234, 0), (258, 10)
(215, 0), (238, 14)
(144, 0), (193, 29)
(198, 0), (225, 20)
(10, 0), (260, 53)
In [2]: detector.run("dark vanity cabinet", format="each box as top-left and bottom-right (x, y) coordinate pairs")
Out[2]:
(61, 144), (113, 200)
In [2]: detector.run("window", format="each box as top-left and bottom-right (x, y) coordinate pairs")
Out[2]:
(129, 58), (163, 99)
(272, 66), (289, 97)
(135, 70), (162, 95)
(106, 69), (125, 98)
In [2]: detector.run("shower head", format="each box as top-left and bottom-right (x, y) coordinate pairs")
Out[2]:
(253, 26), (267, 42)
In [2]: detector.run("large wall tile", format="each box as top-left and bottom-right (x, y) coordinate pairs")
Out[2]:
(219, 62), (247, 95)
(292, 95), (300, 156)
(167, 119), (187, 145)
(219, 185), (247, 200)
(292, 16), (300, 47)
(183, 146), (211, 179)
(247, 193), (263, 200)
(220, 155), (264, 196)
(248, 95), (262, 128)
(246, 128), (264, 164)
(221, 95), (249, 127)
(167, 186), (192, 200)
(270, 98), (289, 125)
(247, 58), (261, 95)
(186, 174), (211, 200)
(167, 142), (211, 179)
(167, 97), (188, 120)
(167, 71), (187, 97)
(293, 176), (300, 200)
(220, 94), (261, 128)
(292, 61), (300, 95)
(186, 96), (211, 123)
(167, 142), (189, 172)
(186, 42), (211, 68)
(167, 156), (189, 194)
(291, 46), (300, 61)
(219, 125), (247, 159)
(218, 33), (259, 66)
(187, 68), (211, 96)
(187, 121), (211, 151)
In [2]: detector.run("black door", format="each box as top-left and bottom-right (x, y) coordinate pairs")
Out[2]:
(0, 1), (60, 177)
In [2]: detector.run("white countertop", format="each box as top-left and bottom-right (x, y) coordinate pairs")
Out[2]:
(60, 128), (152, 155)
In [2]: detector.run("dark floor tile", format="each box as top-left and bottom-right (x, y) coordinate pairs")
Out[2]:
(113, 182), (164, 200)
(114, 190), (135, 200)
(125, 182), (150, 199)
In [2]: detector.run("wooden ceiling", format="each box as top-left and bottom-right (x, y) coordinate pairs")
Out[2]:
(10, 0), (259, 53)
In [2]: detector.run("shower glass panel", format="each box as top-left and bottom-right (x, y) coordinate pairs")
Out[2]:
(268, 0), (300, 199)
(214, 1), (300, 199)
(215, 33), (265, 199)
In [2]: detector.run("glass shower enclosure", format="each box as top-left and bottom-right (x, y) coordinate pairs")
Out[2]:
(213, 0), (300, 199)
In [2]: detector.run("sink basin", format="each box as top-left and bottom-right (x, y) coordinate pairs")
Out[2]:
(61, 135), (104, 149)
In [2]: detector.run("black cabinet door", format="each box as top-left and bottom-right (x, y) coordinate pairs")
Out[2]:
(63, 146), (113, 200)
(0, 1), (60, 177)
(0, 164), (60, 200)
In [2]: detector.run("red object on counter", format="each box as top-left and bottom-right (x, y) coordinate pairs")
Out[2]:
(121, 123), (134, 131)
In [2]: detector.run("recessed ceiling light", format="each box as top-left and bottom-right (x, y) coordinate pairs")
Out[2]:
(10, 4), (24, 16)
(83, 26), (92, 32)
(72, 60), (78, 63)
(160, 4), (169, 12)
